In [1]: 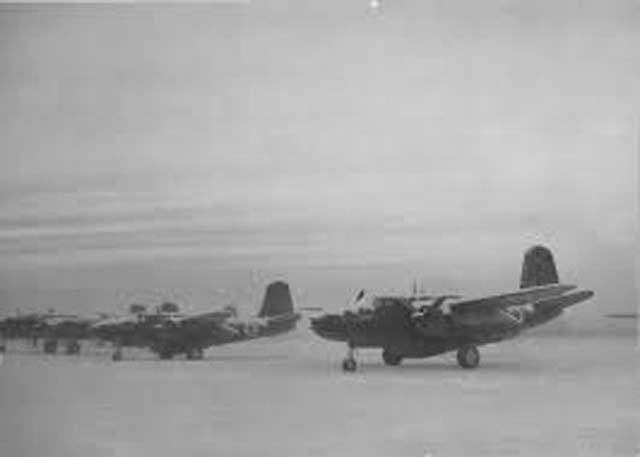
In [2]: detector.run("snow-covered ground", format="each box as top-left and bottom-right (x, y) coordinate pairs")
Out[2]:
(0, 330), (637, 457)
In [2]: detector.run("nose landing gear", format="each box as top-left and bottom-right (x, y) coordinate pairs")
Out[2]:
(342, 344), (357, 372)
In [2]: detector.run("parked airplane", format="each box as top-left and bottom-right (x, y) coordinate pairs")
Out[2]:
(0, 312), (116, 355)
(310, 246), (594, 371)
(40, 313), (115, 355)
(93, 281), (301, 361)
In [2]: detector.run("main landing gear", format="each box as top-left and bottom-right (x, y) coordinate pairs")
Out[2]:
(382, 348), (403, 366)
(186, 347), (204, 361)
(112, 343), (123, 361)
(456, 344), (480, 369)
(43, 339), (58, 354)
(65, 340), (81, 355)
(342, 344), (357, 372)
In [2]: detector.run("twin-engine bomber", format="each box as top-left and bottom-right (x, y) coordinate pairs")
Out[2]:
(310, 246), (594, 371)
(93, 281), (300, 361)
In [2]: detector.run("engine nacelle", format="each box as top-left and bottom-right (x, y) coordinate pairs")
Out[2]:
(242, 320), (264, 338)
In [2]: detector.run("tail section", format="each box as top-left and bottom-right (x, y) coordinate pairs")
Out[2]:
(520, 245), (559, 289)
(258, 281), (294, 318)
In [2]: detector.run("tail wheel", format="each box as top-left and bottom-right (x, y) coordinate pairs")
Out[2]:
(382, 348), (403, 366)
(456, 344), (480, 369)
(342, 357), (357, 372)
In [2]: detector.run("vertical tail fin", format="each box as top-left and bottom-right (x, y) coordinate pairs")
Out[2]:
(258, 281), (294, 318)
(520, 245), (559, 289)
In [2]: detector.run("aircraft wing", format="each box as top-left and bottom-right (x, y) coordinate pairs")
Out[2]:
(171, 311), (241, 340)
(92, 315), (137, 329)
(533, 290), (594, 312)
(605, 313), (638, 319)
(450, 283), (577, 313)
(175, 310), (232, 327)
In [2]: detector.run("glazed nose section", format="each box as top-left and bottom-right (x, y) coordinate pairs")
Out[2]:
(310, 316), (330, 335)
(310, 315), (345, 340)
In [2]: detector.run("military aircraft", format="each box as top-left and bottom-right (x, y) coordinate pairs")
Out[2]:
(39, 313), (116, 355)
(0, 313), (46, 345)
(310, 246), (594, 371)
(0, 311), (116, 355)
(93, 281), (301, 361)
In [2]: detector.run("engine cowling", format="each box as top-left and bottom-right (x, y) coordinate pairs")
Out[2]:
(242, 320), (263, 338)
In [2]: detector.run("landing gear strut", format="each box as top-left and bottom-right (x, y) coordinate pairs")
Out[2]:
(186, 347), (204, 360)
(158, 349), (174, 360)
(456, 344), (480, 369)
(44, 339), (58, 354)
(112, 344), (123, 361)
(65, 340), (81, 355)
(342, 344), (357, 372)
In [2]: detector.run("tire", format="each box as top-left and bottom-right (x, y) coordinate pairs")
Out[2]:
(186, 347), (204, 360)
(112, 348), (123, 361)
(44, 339), (58, 354)
(382, 348), (403, 366)
(158, 350), (174, 360)
(456, 345), (480, 369)
(66, 341), (81, 355)
(342, 357), (357, 372)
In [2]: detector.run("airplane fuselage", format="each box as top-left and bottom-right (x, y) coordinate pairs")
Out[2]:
(310, 300), (524, 360)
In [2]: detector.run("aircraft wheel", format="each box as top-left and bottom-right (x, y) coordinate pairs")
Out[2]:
(44, 339), (58, 354)
(112, 347), (123, 361)
(159, 350), (174, 360)
(186, 347), (204, 360)
(66, 340), (81, 355)
(342, 357), (357, 372)
(382, 348), (403, 366)
(456, 344), (480, 369)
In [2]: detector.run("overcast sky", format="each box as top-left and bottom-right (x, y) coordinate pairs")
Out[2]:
(0, 1), (637, 323)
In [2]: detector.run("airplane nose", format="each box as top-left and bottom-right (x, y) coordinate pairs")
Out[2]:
(310, 315), (334, 335)
(309, 316), (325, 333)
(310, 314), (348, 341)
